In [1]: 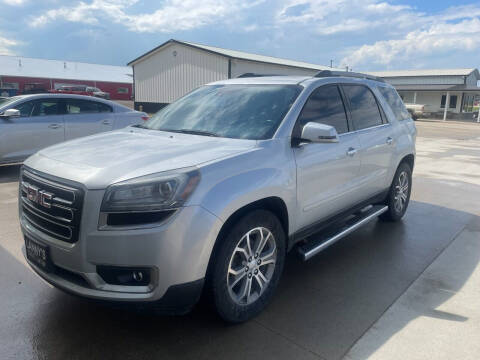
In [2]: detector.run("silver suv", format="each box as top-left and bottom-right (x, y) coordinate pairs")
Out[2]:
(20, 71), (416, 322)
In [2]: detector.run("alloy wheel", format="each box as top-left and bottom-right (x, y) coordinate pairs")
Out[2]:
(226, 227), (277, 305)
(394, 171), (409, 213)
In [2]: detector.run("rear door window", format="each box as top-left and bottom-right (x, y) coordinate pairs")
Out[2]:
(377, 86), (410, 121)
(297, 85), (349, 134)
(343, 85), (383, 130)
(66, 99), (112, 114)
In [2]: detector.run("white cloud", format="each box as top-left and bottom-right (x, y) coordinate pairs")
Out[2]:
(275, 0), (480, 68)
(30, 0), (264, 33)
(2, 0), (27, 5)
(21, 0), (480, 69)
(341, 17), (480, 68)
(0, 35), (19, 55)
(276, 0), (416, 35)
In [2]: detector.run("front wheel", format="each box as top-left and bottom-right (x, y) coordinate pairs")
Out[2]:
(380, 162), (412, 222)
(211, 210), (286, 323)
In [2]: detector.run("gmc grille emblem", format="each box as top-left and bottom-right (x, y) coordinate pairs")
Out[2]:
(24, 182), (54, 209)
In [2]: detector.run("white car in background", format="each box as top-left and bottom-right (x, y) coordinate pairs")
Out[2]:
(0, 94), (148, 165)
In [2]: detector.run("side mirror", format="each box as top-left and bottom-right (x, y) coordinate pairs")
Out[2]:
(299, 122), (339, 144)
(1, 108), (20, 118)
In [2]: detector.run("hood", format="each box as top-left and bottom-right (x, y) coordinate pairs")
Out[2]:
(24, 127), (257, 189)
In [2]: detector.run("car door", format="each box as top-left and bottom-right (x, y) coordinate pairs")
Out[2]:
(293, 84), (362, 230)
(0, 98), (65, 163)
(63, 98), (114, 140)
(342, 84), (395, 198)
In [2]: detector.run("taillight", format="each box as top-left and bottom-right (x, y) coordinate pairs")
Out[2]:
(141, 116), (149, 121)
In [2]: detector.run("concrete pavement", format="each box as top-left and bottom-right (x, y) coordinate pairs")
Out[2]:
(346, 121), (480, 360)
(0, 121), (479, 360)
(345, 219), (480, 360)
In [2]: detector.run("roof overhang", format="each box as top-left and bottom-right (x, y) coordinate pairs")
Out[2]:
(368, 68), (479, 79)
(0, 73), (132, 84)
(128, 39), (222, 66)
(127, 39), (333, 72)
(393, 84), (480, 92)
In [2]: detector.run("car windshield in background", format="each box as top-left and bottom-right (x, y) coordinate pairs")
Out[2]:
(144, 84), (302, 140)
(0, 96), (22, 109)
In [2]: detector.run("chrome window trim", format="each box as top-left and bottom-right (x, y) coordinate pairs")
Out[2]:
(339, 123), (392, 137)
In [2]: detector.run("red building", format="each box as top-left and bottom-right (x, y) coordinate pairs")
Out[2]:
(0, 55), (132, 100)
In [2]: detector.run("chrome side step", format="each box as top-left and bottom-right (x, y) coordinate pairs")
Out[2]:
(298, 205), (388, 261)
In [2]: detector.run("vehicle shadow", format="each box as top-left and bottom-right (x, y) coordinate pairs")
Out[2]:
(0, 200), (478, 360)
(0, 164), (21, 184)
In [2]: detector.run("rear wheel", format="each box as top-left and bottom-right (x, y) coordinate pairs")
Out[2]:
(211, 210), (286, 323)
(380, 162), (412, 222)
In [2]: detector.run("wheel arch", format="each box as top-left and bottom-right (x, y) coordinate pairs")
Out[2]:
(400, 153), (415, 171)
(215, 197), (289, 250)
(204, 197), (289, 284)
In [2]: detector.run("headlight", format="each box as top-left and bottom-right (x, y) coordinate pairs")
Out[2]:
(101, 168), (200, 213)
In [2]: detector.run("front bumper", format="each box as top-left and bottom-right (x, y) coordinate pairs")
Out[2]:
(24, 252), (205, 314)
(21, 190), (223, 308)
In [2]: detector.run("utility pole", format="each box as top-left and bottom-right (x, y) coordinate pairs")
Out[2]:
(330, 60), (333, 68)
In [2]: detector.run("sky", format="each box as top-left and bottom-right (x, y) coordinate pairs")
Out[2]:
(1, 0), (480, 71)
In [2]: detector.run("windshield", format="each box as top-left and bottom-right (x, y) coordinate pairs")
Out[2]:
(0, 96), (22, 109)
(143, 84), (302, 140)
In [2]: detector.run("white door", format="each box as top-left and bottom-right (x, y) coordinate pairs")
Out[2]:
(63, 99), (114, 140)
(293, 84), (362, 230)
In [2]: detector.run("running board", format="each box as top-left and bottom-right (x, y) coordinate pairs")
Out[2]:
(297, 205), (388, 261)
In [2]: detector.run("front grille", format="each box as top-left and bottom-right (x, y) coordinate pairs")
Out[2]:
(20, 168), (84, 243)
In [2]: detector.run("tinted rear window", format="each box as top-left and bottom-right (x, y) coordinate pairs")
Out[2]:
(377, 86), (410, 121)
(343, 85), (383, 130)
(66, 99), (112, 114)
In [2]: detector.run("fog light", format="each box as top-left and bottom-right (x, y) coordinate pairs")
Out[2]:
(133, 270), (143, 282)
(97, 266), (151, 286)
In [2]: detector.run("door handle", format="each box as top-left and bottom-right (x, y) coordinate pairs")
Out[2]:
(346, 147), (357, 157)
(48, 124), (61, 129)
(386, 137), (393, 145)
(102, 120), (112, 125)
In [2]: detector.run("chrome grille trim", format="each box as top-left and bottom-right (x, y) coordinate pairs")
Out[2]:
(20, 168), (84, 243)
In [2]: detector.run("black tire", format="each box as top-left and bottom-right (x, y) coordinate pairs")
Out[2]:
(211, 210), (286, 323)
(380, 162), (412, 222)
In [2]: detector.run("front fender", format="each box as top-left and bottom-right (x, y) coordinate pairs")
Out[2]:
(190, 141), (297, 236)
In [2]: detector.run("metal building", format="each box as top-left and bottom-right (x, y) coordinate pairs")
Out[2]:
(128, 39), (337, 112)
(368, 69), (480, 121)
(0, 55), (133, 100)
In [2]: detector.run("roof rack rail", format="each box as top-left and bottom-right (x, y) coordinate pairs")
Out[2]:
(237, 73), (283, 78)
(314, 70), (385, 83)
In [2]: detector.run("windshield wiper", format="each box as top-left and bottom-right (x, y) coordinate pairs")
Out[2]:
(163, 129), (220, 137)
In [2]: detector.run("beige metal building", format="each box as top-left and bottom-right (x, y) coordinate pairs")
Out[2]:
(128, 39), (338, 112)
(368, 69), (480, 121)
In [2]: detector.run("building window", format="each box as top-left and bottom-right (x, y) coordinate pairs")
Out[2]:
(0, 82), (19, 89)
(117, 87), (129, 94)
(441, 95), (458, 109)
(462, 94), (477, 112)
